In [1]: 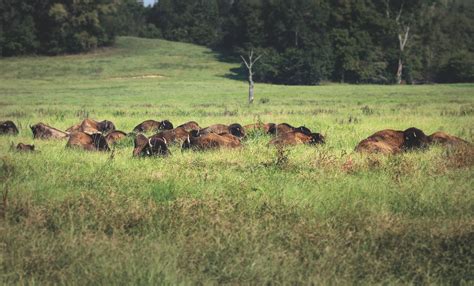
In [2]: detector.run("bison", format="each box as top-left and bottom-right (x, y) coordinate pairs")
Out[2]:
(269, 129), (325, 146)
(152, 126), (190, 144)
(133, 134), (170, 157)
(30, 123), (68, 139)
(428, 131), (470, 146)
(355, 127), (434, 155)
(67, 119), (116, 134)
(275, 123), (313, 136)
(182, 130), (241, 151)
(16, 143), (35, 152)
(66, 132), (110, 151)
(133, 120), (173, 133)
(176, 121), (200, 132)
(0, 120), (19, 135)
(200, 123), (246, 139)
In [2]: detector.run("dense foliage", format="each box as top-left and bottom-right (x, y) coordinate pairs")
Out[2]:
(1, 0), (473, 84)
(0, 0), (120, 55)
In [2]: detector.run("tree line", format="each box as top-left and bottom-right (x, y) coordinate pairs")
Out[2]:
(1, 0), (473, 84)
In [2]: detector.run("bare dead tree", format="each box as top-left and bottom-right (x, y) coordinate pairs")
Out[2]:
(385, 0), (410, 84)
(241, 50), (261, 104)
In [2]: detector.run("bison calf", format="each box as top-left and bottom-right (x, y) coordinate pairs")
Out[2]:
(16, 143), (35, 152)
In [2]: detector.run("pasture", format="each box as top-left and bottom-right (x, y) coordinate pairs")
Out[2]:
(1, 37), (473, 284)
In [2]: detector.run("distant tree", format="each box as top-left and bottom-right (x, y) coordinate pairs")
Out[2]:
(241, 50), (262, 104)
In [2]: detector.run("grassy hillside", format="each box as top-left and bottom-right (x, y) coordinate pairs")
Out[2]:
(1, 37), (473, 284)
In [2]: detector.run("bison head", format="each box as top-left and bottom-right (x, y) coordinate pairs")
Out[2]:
(229, 123), (245, 138)
(403, 127), (429, 150)
(266, 123), (277, 135)
(98, 120), (116, 134)
(309, 133), (325, 145)
(160, 120), (174, 130)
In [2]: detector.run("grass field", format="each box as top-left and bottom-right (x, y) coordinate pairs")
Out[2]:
(1, 37), (473, 284)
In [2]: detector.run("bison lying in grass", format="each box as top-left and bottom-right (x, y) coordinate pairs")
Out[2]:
(133, 134), (170, 157)
(182, 130), (241, 151)
(356, 127), (470, 154)
(66, 132), (110, 152)
(199, 123), (246, 139)
(270, 126), (325, 146)
(0, 120), (19, 135)
(16, 143), (35, 152)
(67, 119), (116, 135)
(133, 120), (173, 133)
(31, 123), (68, 139)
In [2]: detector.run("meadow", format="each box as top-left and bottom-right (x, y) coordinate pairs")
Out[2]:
(1, 37), (473, 284)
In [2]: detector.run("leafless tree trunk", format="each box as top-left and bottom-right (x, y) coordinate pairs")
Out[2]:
(241, 50), (261, 104)
(385, 0), (410, 84)
(396, 26), (410, 84)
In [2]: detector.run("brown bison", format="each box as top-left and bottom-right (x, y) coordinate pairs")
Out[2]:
(152, 126), (190, 144)
(176, 121), (200, 132)
(200, 123), (246, 139)
(355, 127), (431, 155)
(275, 123), (313, 136)
(269, 129), (325, 146)
(182, 130), (241, 151)
(30, 123), (68, 139)
(105, 130), (128, 145)
(244, 123), (276, 135)
(67, 119), (116, 134)
(428, 131), (470, 146)
(66, 132), (110, 151)
(133, 134), (170, 157)
(133, 120), (173, 133)
(0, 120), (19, 135)
(16, 143), (35, 152)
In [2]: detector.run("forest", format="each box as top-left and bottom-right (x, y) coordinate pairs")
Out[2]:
(1, 0), (473, 84)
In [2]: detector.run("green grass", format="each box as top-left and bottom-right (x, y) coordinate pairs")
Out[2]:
(1, 37), (473, 284)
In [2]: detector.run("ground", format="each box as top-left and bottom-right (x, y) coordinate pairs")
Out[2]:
(1, 37), (473, 284)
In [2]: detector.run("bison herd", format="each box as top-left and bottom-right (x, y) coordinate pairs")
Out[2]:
(1, 118), (470, 157)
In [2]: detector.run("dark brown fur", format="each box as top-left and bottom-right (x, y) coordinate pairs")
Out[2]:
(16, 143), (35, 152)
(0, 120), (19, 135)
(355, 127), (431, 155)
(31, 123), (68, 139)
(133, 134), (170, 157)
